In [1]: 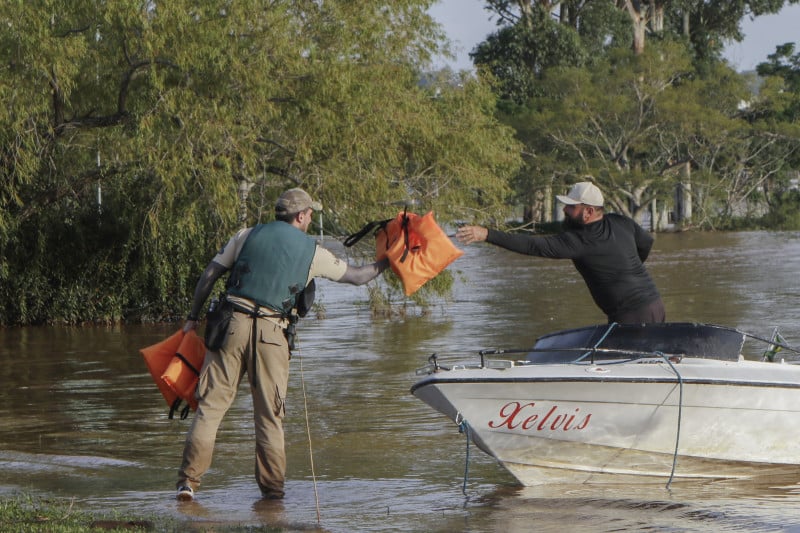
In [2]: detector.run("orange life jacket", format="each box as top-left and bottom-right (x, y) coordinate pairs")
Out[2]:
(140, 330), (207, 419)
(375, 211), (464, 296)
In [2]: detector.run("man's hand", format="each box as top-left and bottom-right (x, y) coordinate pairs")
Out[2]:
(456, 225), (488, 245)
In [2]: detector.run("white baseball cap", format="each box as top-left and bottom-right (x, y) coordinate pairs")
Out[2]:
(556, 182), (604, 207)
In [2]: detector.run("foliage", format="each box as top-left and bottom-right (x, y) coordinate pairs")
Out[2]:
(755, 43), (800, 123)
(472, 1), (630, 103)
(377, 266), (456, 316)
(495, 42), (702, 222)
(471, 13), (588, 103)
(663, 0), (800, 68)
(757, 189), (800, 229)
(469, 1), (800, 233)
(0, 1), (522, 325)
(758, 42), (800, 91)
(474, 1), (800, 97)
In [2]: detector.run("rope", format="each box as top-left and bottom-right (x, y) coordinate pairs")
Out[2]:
(657, 351), (684, 489)
(740, 328), (800, 355)
(574, 322), (618, 364)
(457, 415), (471, 497)
(297, 348), (321, 524)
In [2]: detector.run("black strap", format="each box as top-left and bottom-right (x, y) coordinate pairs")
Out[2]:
(343, 218), (392, 247)
(166, 350), (202, 419)
(169, 398), (191, 420)
(398, 208), (411, 263)
(251, 304), (260, 388)
(175, 351), (201, 376)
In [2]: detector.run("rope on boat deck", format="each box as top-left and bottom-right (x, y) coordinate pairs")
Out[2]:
(575, 322), (618, 363)
(657, 351), (684, 490)
(456, 413), (471, 496)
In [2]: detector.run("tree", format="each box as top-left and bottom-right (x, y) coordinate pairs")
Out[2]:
(479, 1), (799, 68)
(669, 0), (799, 66)
(0, 1), (522, 325)
(545, 44), (697, 219)
(755, 43), (800, 123)
(473, 1), (630, 103)
(499, 42), (746, 225)
(471, 0), (800, 231)
(504, 41), (800, 229)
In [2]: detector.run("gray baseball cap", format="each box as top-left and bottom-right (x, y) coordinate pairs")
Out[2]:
(275, 188), (322, 213)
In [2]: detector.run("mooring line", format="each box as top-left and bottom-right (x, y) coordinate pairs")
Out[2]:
(657, 351), (684, 490)
(456, 413), (471, 497)
(298, 348), (321, 523)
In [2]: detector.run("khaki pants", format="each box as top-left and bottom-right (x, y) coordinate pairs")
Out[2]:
(177, 311), (290, 497)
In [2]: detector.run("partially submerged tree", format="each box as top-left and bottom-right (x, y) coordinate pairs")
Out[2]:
(0, 1), (522, 325)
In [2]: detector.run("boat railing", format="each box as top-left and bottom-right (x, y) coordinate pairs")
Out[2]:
(476, 345), (687, 366)
(414, 347), (681, 375)
(414, 323), (800, 375)
(414, 352), (516, 375)
(523, 346), (686, 365)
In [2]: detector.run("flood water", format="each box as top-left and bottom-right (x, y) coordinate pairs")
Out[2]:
(3, 230), (800, 532)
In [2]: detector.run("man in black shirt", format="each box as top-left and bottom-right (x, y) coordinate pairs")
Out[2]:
(456, 181), (665, 324)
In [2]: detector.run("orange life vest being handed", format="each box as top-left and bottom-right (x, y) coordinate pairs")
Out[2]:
(375, 211), (464, 296)
(140, 329), (207, 419)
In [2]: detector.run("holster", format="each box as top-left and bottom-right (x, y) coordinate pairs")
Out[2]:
(284, 313), (299, 352)
(204, 295), (234, 351)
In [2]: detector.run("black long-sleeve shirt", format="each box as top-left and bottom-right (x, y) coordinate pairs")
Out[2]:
(486, 213), (661, 319)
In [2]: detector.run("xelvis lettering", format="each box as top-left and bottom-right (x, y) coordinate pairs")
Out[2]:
(488, 401), (591, 431)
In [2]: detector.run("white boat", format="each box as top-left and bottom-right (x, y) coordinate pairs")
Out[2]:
(411, 322), (800, 485)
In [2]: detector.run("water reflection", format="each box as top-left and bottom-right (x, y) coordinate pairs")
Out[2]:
(2, 231), (800, 531)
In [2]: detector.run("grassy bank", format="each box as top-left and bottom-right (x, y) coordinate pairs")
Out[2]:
(0, 494), (287, 532)
(0, 494), (154, 532)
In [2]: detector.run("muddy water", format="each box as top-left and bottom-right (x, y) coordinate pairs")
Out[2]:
(3, 231), (800, 532)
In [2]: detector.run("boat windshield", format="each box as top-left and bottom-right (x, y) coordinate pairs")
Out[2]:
(526, 322), (746, 364)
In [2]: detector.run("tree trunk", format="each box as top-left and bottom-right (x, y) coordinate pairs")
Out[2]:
(675, 162), (692, 225)
(543, 184), (553, 223)
(524, 185), (554, 224)
(623, 0), (648, 55)
(654, 198), (669, 232)
(651, 2), (665, 33)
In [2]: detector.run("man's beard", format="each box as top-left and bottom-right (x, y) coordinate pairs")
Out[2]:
(562, 215), (584, 231)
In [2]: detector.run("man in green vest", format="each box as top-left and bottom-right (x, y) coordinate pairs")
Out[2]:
(176, 187), (388, 502)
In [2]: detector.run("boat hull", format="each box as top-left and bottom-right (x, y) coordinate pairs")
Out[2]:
(412, 358), (800, 485)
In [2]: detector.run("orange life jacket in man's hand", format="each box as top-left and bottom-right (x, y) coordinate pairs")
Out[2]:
(375, 211), (464, 296)
(141, 329), (207, 419)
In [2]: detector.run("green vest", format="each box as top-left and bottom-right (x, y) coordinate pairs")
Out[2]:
(226, 221), (316, 314)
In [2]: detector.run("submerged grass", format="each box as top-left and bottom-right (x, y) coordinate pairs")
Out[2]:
(0, 494), (151, 532)
(0, 493), (287, 532)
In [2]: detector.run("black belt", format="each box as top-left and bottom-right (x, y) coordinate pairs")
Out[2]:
(229, 301), (283, 320)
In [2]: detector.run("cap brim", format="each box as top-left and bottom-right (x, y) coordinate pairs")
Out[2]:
(310, 201), (323, 210)
(556, 195), (580, 205)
